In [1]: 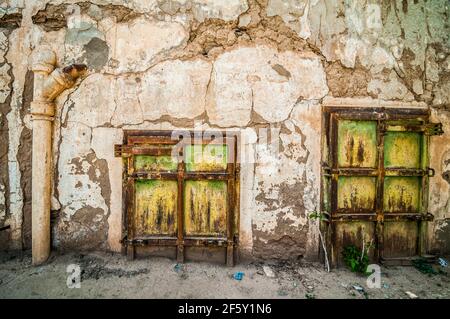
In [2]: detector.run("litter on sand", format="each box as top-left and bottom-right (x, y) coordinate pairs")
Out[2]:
(353, 285), (365, 292)
(405, 291), (418, 299)
(233, 272), (244, 281)
(262, 266), (276, 278)
(174, 264), (183, 272)
(438, 258), (448, 268)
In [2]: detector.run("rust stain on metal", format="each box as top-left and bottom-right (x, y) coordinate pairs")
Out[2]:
(337, 176), (376, 212)
(383, 221), (418, 258)
(134, 153), (177, 172)
(184, 180), (227, 236)
(134, 180), (178, 236)
(333, 221), (375, 265)
(185, 144), (228, 172)
(338, 120), (377, 168)
(383, 177), (419, 213)
(384, 132), (421, 168)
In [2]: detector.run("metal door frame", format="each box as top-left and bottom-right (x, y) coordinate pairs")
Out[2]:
(115, 130), (240, 266)
(321, 106), (443, 266)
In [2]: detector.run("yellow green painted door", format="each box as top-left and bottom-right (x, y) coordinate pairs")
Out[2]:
(184, 144), (229, 237)
(118, 132), (239, 265)
(324, 110), (436, 266)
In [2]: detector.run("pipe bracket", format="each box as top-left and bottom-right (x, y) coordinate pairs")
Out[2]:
(30, 101), (55, 118)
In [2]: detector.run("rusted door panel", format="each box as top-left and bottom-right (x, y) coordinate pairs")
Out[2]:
(183, 142), (229, 237)
(383, 177), (421, 213)
(323, 107), (438, 267)
(337, 120), (377, 168)
(333, 221), (376, 265)
(322, 176), (331, 212)
(185, 144), (228, 172)
(117, 131), (239, 266)
(134, 154), (178, 172)
(384, 132), (422, 168)
(337, 176), (376, 212)
(134, 180), (178, 237)
(383, 221), (418, 258)
(184, 180), (227, 236)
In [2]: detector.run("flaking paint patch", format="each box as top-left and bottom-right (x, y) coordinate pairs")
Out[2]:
(434, 219), (450, 254)
(184, 180), (227, 236)
(428, 109), (450, 254)
(56, 122), (111, 249)
(17, 70), (33, 248)
(251, 101), (321, 259)
(105, 16), (189, 74)
(57, 205), (109, 250)
(81, 37), (109, 71)
(252, 124), (310, 259)
(90, 127), (123, 252)
(5, 27), (27, 250)
(134, 180), (178, 236)
(207, 45), (328, 126)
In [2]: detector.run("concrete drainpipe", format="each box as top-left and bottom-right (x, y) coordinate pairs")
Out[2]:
(29, 47), (87, 265)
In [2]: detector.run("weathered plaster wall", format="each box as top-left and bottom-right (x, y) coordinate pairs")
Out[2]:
(0, 0), (449, 259)
(430, 108), (450, 255)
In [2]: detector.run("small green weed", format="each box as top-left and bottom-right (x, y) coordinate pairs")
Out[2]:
(342, 245), (370, 274)
(412, 258), (437, 275)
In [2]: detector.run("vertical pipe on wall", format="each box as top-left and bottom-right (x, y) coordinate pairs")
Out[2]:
(29, 47), (87, 265)
(31, 110), (53, 265)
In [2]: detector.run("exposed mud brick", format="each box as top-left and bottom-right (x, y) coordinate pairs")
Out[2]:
(17, 70), (33, 249)
(32, 3), (139, 31)
(325, 62), (370, 97)
(0, 12), (22, 29)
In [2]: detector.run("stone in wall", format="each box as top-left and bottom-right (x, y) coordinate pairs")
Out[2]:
(105, 16), (189, 74)
(0, 32), (8, 63)
(138, 58), (211, 120)
(62, 73), (116, 128)
(207, 45), (328, 126)
(191, 0), (249, 22)
(63, 58), (211, 127)
(367, 70), (414, 101)
(31, 1), (155, 32)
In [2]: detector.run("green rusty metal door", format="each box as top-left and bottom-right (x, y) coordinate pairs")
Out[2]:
(322, 107), (443, 266)
(115, 131), (239, 266)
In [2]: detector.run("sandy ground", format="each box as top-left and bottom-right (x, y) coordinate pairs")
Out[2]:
(0, 251), (449, 299)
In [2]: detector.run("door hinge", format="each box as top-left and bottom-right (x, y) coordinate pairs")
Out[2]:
(424, 123), (444, 136)
(114, 144), (133, 157)
(423, 212), (434, 221)
(322, 165), (332, 176)
(114, 144), (124, 157)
